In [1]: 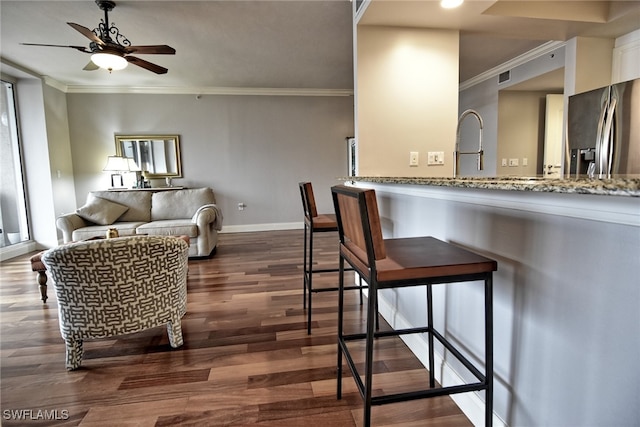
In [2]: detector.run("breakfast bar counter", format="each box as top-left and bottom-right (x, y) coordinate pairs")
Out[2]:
(342, 176), (640, 197)
(337, 175), (639, 426)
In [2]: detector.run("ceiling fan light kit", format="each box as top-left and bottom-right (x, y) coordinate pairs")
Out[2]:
(91, 53), (128, 71)
(22, 0), (174, 75)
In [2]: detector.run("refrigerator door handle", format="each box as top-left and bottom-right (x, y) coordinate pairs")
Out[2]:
(601, 98), (617, 177)
(594, 98), (609, 178)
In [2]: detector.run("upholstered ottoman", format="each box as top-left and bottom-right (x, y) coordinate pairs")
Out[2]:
(30, 235), (190, 304)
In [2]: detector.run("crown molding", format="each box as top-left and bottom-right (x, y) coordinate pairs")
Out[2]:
(1, 57), (42, 80)
(63, 85), (354, 96)
(2, 58), (353, 97)
(459, 40), (566, 91)
(43, 76), (68, 92)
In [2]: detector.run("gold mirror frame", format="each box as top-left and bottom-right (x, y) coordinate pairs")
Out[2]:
(115, 135), (182, 179)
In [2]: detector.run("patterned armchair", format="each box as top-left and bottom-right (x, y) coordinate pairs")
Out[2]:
(42, 236), (189, 370)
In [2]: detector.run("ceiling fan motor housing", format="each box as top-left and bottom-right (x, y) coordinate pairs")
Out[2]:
(96, 0), (116, 12)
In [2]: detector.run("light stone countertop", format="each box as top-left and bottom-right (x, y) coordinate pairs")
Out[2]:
(341, 176), (640, 197)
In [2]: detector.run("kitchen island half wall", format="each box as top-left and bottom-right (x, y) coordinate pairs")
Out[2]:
(341, 177), (639, 427)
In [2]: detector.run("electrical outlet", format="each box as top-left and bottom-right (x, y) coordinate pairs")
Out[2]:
(522, 158), (528, 166)
(501, 159), (507, 167)
(409, 152), (419, 166)
(509, 158), (519, 167)
(427, 151), (445, 165)
(238, 202), (246, 211)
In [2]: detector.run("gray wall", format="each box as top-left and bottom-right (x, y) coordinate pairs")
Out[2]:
(66, 93), (354, 231)
(43, 84), (76, 228)
(361, 182), (639, 426)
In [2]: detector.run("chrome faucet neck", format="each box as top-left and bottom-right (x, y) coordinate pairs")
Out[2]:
(454, 109), (484, 177)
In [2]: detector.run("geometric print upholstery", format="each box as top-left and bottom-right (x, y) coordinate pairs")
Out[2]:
(42, 236), (189, 370)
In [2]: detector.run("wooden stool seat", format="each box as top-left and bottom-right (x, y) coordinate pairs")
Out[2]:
(332, 185), (497, 427)
(370, 237), (495, 282)
(307, 213), (338, 231)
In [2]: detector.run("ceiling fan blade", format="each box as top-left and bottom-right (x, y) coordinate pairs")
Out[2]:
(21, 43), (90, 53)
(67, 22), (104, 46)
(83, 60), (99, 71)
(125, 45), (176, 55)
(126, 56), (168, 74)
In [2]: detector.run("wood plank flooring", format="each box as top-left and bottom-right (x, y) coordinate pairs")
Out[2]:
(0, 230), (472, 426)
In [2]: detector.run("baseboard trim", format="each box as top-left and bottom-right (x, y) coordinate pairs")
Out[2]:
(0, 241), (38, 262)
(220, 222), (302, 233)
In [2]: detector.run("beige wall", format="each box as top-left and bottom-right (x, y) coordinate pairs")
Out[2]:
(564, 36), (614, 96)
(497, 91), (548, 176)
(356, 25), (459, 177)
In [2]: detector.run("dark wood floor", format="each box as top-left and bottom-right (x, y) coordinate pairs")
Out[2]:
(0, 230), (472, 426)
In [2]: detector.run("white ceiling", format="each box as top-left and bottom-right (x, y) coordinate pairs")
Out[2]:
(1, 1), (639, 92)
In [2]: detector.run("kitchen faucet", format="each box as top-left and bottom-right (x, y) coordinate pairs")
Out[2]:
(454, 109), (484, 177)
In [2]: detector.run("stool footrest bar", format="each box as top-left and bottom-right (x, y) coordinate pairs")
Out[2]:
(371, 382), (488, 406)
(310, 266), (354, 274)
(342, 326), (431, 341)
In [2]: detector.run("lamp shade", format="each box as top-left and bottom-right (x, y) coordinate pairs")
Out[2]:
(91, 53), (128, 71)
(103, 156), (130, 172)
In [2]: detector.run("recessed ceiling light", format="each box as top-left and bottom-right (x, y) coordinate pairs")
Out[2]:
(441, 0), (463, 9)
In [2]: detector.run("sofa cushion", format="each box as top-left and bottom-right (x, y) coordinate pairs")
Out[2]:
(136, 220), (198, 238)
(89, 191), (152, 223)
(151, 188), (216, 221)
(76, 195), (129, 225)
(72, 222), (146, 242)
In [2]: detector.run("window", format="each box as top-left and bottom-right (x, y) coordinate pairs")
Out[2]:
(0, 79), (30, 247)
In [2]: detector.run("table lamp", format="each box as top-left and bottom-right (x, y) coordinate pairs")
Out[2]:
(103, 156), (130, 188)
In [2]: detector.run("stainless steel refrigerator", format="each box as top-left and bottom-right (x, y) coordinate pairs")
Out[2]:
(567, 78), (639, 178)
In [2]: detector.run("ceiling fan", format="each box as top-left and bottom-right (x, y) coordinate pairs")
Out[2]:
(22, 0), (175, 74)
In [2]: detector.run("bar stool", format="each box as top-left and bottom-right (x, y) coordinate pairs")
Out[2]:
(299, 182), (364, 335)
(331, 185), (497, 427)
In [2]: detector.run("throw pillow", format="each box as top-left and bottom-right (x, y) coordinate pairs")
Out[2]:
(76, 196), (129, 225)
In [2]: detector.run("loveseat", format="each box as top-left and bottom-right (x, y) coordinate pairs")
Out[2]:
(56, 187), (222, 257)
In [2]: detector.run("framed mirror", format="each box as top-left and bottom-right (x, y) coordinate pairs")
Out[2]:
(115, 134), (182, 179)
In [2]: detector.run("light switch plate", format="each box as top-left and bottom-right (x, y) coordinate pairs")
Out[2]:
(409, 151), (419, 166)
(427, 151), (444, 165)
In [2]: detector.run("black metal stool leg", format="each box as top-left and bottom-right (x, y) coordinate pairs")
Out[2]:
(307, 223), (314, 335)
(427, 284), (435, 388)
(485, 276), (494, 427)
(303, 223), (308, 309)
(363, 279), (377, 427)
(337, 256), (345, 400)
